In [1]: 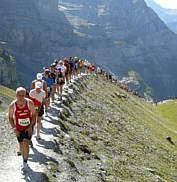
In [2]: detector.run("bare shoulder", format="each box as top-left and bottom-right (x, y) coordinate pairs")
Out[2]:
(9, 100), (16, 111)
(9, 100), (16, 107)
(25, 98), (33, 105)
(29, 89), (35, 94)
(32, 80), (36, 84)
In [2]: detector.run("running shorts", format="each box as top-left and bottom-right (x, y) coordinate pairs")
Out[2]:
(17, 130), (32, 142)
(38, 103), (44, 117)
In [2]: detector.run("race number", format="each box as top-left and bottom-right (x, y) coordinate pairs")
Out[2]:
(18, 118), (30, 126)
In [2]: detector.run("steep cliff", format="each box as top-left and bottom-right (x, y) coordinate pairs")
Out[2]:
(0, 42), (18, 88)
(0, 0), (85, 87)
(59, 0), (177, 100)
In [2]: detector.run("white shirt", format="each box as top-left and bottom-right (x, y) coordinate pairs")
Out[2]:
(56, 65), (66, 73)
(29, 89), (46, 103)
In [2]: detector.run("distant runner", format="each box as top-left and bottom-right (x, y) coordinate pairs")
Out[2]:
(9, 87), (36, 173)
(50, 63), (57, 102)
(30, 73), (48, 98)
(64, 58), (70, 85)
(56, 60), (66, 100)
(42, 69), (55, 116)
(26, 91), (41, 148)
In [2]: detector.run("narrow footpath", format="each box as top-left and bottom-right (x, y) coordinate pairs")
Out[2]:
(0, 74), (84, 182)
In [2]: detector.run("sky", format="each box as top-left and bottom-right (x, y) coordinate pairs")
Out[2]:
(153, 0), (177, 9)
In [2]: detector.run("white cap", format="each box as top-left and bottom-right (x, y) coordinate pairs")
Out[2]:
(35, 81), (42, 89)
(37, 73), (43, 80)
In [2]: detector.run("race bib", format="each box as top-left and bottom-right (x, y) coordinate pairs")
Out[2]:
(47, 87), (50, 92)
(18, 118), (30, 126)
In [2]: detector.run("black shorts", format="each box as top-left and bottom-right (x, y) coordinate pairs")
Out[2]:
(47, 92), (51, 98)
(38, 103), (44, 117)
(17, 130), (32, 143)
(58, 81), (65, 86)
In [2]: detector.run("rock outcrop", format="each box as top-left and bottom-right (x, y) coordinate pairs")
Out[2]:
(0, 42), (18, 88)
(0, 0), (84, 88)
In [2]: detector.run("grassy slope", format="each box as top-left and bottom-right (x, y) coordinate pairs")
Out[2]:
(0, 85), (16, 100)
(0, 85), (15, 112)
(154, 101), (177, 133)
(58, 76), (177, 182)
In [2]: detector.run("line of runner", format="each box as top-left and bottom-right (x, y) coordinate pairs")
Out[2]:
(8, 57), (142, 174)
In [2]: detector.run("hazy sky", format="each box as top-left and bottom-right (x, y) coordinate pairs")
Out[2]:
(154, 0), (177, 9)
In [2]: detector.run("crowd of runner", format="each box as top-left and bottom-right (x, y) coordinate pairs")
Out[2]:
(8, 57), (142, 173)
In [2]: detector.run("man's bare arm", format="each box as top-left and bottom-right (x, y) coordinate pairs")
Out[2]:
(29, 101), (36, 127)
(43, 81), (48, 98)
(9, 103), (19, 136)
(9, 104), (16, 129)
(30, 81), (35, 91)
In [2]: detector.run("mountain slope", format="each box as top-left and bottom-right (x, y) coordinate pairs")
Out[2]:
(0, 75), (176, 181)
(58, 0), (177, 100)
(50, 75), (177, 181)
(145, 0), (177, 33)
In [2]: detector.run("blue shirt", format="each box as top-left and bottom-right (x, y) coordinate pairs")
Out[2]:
(42, 77), (54, 88)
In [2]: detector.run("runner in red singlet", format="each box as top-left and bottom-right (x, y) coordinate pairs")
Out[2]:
(9, 87), (36, 173)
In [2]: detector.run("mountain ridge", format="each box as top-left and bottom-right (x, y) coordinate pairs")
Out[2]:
(0, 74), (176, 181)
(144, 0), (177, 33)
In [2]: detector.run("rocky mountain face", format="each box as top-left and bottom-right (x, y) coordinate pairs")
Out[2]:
(0, 0), (86, 87)
(0, 42), (18, 88)
(144, 0), (177, 34)
(1, 0), (177, 100)
(59, 0), (177, 100)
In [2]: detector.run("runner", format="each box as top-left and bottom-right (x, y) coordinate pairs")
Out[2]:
(29, 82), (46, 140)
(42, 69), (54, 116)
(74, 57), (79, 77)
(71, 57), (76, 77)
(78, 59), (84, 75)
(42, 67), (46, 75)
(64, 58), (70, 85)
(56, 60), (66, 100)
(90, 64), (96, 75)
(25, 91), (41, 148)
(97, 66), (101, 77)
(68, 57), (74, 80)
(84, 60), (88, 74)
(9, 87), (36, 173)
(50, 63), (57, 102)
(30, 73), (48, 98)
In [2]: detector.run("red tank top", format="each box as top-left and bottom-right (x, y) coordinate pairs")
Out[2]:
(13, 99), (32, 131)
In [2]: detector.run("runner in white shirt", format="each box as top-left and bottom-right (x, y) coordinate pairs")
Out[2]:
(56, 60), (66, 100)
(29, 82), (46, 140)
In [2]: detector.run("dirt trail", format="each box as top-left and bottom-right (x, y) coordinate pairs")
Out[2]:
(0, 76), (82, 182)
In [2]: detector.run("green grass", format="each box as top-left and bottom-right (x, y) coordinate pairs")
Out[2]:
(154, 100), (177, 133)
(60, 76), (177, 182)
(0, 85), (16, 100)
(0, 102), (8, 112)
